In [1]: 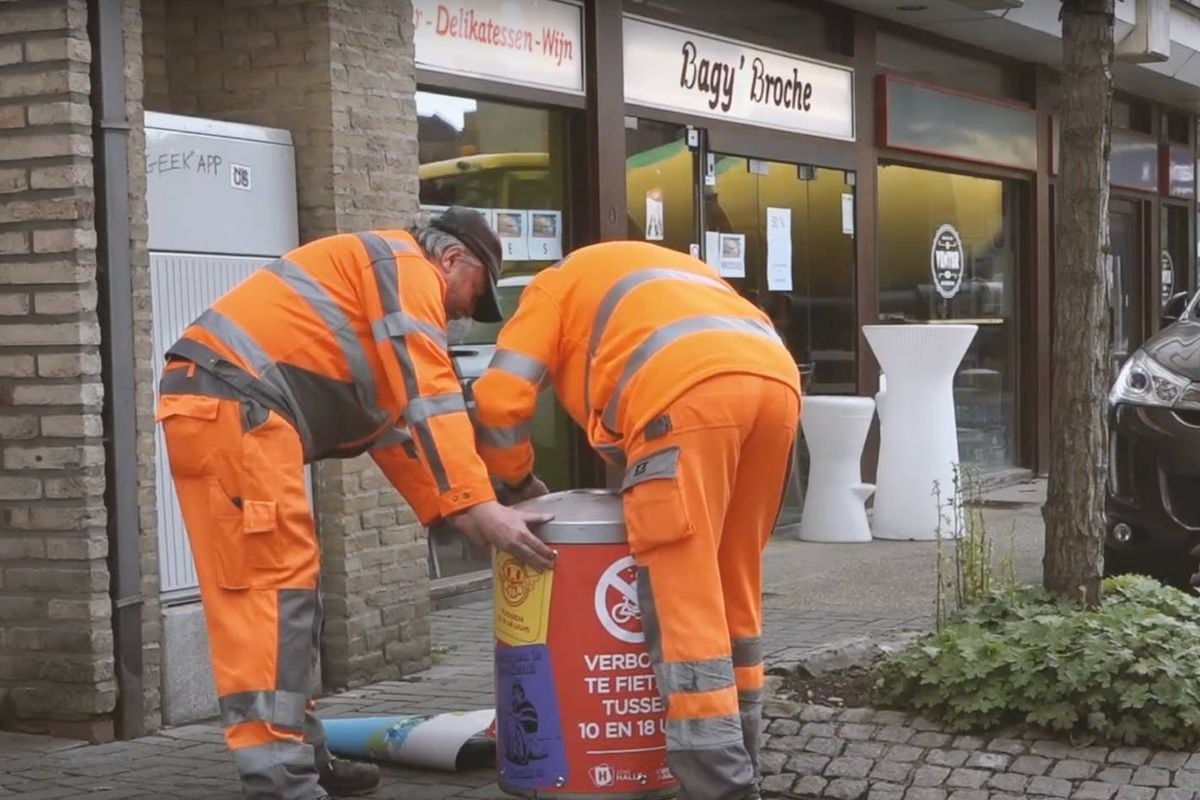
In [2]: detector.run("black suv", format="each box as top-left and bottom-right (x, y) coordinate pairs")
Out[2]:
(1106, 290), (1200, 589)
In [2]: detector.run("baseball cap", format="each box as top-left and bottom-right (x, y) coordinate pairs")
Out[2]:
(429, 206), (503, 323)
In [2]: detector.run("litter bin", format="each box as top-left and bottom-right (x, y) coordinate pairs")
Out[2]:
(493, 489), (676, 799)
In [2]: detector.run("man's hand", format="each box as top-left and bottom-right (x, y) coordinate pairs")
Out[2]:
(453, 500), (556, 571)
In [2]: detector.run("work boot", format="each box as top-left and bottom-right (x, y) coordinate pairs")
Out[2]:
(317, 757), (380, 797)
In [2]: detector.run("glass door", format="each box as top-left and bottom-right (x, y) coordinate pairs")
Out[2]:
(703, 156), (857, 393)
(625, 120), (699, 253)
(1109, 199), (1142, 378)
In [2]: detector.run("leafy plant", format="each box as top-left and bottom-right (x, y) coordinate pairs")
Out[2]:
(878, 575), (1200, 749)
(933, 464), (1017, 630)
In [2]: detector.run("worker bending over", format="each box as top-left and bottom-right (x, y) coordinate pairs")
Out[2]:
(157, 207), (554, 800)
(472, 241), (801, 800)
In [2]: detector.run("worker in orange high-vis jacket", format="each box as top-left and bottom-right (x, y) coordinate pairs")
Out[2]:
(156, 207), (556, 800)
(472, 241), (801, 800)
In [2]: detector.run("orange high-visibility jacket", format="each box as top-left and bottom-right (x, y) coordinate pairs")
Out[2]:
(164, 229), (494, 524)
(471, 241), (802, 483)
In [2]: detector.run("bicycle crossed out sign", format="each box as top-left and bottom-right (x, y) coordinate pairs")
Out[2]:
(594, 556), (644, 644)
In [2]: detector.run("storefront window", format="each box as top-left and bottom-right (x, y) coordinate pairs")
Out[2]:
(417, 89), (575, 579)
(877, 164), (1022, 471)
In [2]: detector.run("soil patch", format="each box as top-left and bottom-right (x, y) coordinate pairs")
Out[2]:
(782, 665), (880, 709)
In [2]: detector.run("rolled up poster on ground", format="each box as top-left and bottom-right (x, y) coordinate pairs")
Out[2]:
(323, 710), (497, 771)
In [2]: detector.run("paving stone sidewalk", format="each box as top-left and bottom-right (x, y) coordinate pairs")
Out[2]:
(0, 601), (924, 799)
(758, 700), (1200, 800)
(0, 482), (1047, 799)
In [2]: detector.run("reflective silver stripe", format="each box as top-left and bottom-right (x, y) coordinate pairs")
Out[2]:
(665, 714), (744, 750)
(276, 589), (317, 694)
(406, 392), (466, 425)
(601, 315), (782, 434)
(380, 236), (414, 253)
(489, 348), (548, 388)
(371, 311), (448, 350)
(360, 231), (452, 492)
(232, 740), (323, 800)
(584, 268), (734, 421)
(596, 443), (627, 469)
(265, 258), (379, 411)
(658, 657), (735, 696)
(621, 446), (680, 491)
(193, 309), (315, 452)
(219, 690), (308, 730)
(732, 636), (763, 668)
(477, 420), (531, 449)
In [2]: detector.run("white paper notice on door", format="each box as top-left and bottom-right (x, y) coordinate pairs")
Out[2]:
(718, 233), (746, 278)
(527, 210), (563, 261)
(645, 189), (665, 241)
(766, 207), (793, 292)
(841, 193), (855, 236)
(494, 210), (529, 261)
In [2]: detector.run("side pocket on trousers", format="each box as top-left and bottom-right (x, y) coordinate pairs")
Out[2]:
(206, 477), (250, 591)
(620, 446), (693, 554)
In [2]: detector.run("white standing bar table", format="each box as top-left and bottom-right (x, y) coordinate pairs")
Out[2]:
(862, 323), (977, 541)
(797, 396), (876, 543)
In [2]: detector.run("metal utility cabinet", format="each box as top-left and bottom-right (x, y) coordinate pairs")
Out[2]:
(145, 111), (301, 724)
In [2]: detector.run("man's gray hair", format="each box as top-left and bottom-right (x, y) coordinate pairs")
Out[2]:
(410, 225), (476, 264)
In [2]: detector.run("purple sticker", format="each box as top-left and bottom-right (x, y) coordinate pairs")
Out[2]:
(495, 644), (568, 789)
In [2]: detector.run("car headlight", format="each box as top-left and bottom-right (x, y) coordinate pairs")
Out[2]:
(1109, 350), (1195, 409)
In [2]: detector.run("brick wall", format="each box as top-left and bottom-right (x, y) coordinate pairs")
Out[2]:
(0, 0), (115, 741)
(141, 0), (167, 111)
(144, 0), (431, 689)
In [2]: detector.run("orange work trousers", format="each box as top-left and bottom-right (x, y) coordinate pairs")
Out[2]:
(157, 361), (329, 800)
(621, 373), (799, 800)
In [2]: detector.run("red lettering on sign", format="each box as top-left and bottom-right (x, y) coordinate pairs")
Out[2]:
(425, 4), (573, 60)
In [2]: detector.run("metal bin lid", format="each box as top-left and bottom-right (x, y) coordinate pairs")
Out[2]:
(514, 489), (627, 545)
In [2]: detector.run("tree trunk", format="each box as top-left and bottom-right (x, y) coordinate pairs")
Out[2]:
(1043, 0), (1114, 607)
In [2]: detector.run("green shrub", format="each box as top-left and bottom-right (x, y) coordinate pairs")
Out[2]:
(877, 575), (1200, 749)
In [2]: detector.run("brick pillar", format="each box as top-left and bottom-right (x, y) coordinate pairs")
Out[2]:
(0, 0), (115, 741)
(123, 0), (163, 735)
(148, 0), (430, 689)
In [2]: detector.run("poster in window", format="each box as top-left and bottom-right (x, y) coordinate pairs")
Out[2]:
(718, 233), (745, 279)
(766, 207), (793, 292)
(930, 223), (965, 300)
(644, 189), (665, 242)
(495, 210), (530, 261)
(527, 210), (563, 261)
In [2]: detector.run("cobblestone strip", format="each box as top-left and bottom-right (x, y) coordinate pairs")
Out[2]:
(760, 702), (1200, 800)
